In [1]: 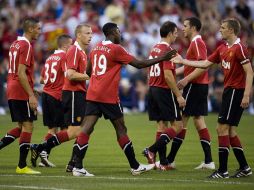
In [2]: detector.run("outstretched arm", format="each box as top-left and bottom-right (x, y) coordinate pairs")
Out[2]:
(171, 54), (214, 69)
(129, 49), (177, 69)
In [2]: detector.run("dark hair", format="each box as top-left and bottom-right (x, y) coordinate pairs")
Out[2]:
(222, 18), (241, 36)
(75, 23), (91, 37)
(22, 17), (39, 32)
(102, 22), (118, 37)
(57, 34), (72, 48)
(160, 21), (177, 38)
(185, 17), (202, 32)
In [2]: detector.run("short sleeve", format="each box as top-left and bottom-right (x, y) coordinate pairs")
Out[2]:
(208, 46), (221, 64)
(114, 45), (134, 65)
(236, 43), (250, 65)
(19, 42), (32, 66)
(163, 60), (175, 70)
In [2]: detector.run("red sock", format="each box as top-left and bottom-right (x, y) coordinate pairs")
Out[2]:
(77, 132), (89, 146)
(218, 135), (230, 148)
(56, 131), (69, 143)
(156, 132), (162, 141)
(118, 135), (130, 149)
(230, 136), (242, 148)
(44, 133), (53, 141)
(198, 128), (211, 141)
(176, 128), (186, 140)
(19, 132), (32, 144)
(7, 127), (21, 138)
(164, 128), (177, 140)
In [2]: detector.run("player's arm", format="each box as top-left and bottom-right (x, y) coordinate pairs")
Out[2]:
(129, 49), (177, 69)
(241, 63), (254, 108)
(177, 68), (207, 90)
(164, 69), (186, 108)
(86, 59), (92, 77)
(18, 64), (37, 111)
(67, 69), (89, 81)
(171, 54), (214, 68)
(176, 66), (184, 76)
(39, 76), (44, 84)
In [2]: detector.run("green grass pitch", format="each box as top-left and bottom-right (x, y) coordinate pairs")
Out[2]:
(0, 113), (253, 190)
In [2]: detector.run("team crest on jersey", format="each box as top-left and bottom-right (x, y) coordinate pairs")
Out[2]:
(229, 51), (233, 57)
(76, 117), (82, 122)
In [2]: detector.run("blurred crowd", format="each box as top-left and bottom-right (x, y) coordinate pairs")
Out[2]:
(0, 0), (254, 115)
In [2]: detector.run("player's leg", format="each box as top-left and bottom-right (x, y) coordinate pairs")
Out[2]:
(230, 126), (252, 177)
(72, 115), (98, 177)
(193, 116), (214, 170)
(0, 123), (22, 150)
(167, 116), (188, 167)
(111, 116), (155, 175)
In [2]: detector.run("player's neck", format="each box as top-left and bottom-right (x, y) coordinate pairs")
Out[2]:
(161, 38), (171, 45)
(77, 41), (87, 51)
(226, 35), (238, 46)
(23, 33), (32, 42)
(190, 32), (199, 41)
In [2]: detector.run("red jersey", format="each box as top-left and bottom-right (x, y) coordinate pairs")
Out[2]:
(62, 41), (87, 92)
(7, 36), (34, 100)
(41, 50), (66, 100)
(184, 35), (209, 84)
(208, 38), (250, 89)
(87, 40), (134, 103)
(148, 42), (175, 89)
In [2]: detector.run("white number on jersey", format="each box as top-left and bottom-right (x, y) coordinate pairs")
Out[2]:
(149, 55), (160, 77)
(8, 50), (17, 73)
(44, 62), (58, 84)
(93, 54), (107, 76)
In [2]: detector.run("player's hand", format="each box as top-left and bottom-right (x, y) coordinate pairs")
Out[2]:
(34, 90), (42, 99)
(29, 94), (38, 112)
(177, 79), (188, 90)
(171, 54), (183, 64)
(240, 95), (249, 109)
(177, 96), (186, 108)
(163, 49), (177, 60)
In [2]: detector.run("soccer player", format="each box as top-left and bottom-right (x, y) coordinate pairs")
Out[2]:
(0, 17), (41, 174)
(144, 21), (185, 170)
(39, 34), (73, 167)
(70, 22), (177, 176)
(30, 24), (91, 170)
(166, 17), (215, 170)
(172, 18), (253, 178)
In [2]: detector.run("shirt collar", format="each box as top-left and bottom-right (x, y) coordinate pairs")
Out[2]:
(74, 41), (82, 50)
(54, 50), (65, 54)
(102, 40), (113, 45)
(191, 35), (202, 42)
(226, 38), (240, 47)
(17, 36), (30, 44)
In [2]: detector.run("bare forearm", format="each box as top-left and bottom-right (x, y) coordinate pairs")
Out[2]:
(244, 71), (254, 97)
(130, 56), (165, 69)
(18, 72), (34, 96)
(182, 59), (210, 69)
(184, 68), (207, 82)
(67, 70), (89, 81)
(165, 76), (181, 97)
